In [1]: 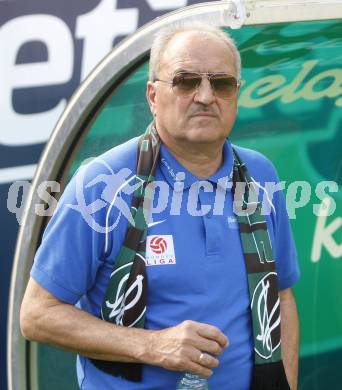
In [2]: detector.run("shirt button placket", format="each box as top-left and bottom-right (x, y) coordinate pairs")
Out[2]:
(199, 188), (221, 256)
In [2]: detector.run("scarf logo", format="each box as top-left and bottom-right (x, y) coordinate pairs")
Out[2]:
(251, 272), (281, 359)
(150, 236), (167, 254)
(104, 263), (145, 327)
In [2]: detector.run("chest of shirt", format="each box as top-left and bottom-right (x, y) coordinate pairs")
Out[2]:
(141, 186), (253, 306)
(102, 164), (277, 314)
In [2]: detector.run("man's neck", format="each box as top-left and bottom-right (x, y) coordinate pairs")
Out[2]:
(162, 139), (225, 179)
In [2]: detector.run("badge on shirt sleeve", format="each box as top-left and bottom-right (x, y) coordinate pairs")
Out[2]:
(145, 235), (176, 266)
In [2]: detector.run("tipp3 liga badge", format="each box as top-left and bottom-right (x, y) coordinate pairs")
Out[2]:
(145, 235), (176, 266)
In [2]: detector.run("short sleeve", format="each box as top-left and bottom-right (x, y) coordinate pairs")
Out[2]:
(31, 165), (106, 304)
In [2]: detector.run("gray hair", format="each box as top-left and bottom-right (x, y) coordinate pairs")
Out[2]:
(148, 22), (241, 81)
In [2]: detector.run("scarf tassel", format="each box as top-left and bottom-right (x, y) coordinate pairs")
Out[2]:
(251, 361), (290, 390)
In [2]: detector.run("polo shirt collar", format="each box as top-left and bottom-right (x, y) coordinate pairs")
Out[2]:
(159, 139), (234, 191)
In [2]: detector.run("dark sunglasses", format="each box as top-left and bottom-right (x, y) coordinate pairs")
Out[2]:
(155, 72), (239, 99)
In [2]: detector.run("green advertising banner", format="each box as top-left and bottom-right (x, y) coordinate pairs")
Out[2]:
(36, 19), (341, 389)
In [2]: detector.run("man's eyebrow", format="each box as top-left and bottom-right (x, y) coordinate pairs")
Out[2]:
(173, 69), (232, 75)
(173, 69), (194, 74)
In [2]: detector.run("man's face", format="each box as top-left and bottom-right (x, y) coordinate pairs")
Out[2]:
(147, 31), (239, 148)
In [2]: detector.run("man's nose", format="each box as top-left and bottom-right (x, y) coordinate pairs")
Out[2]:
(193, 77), (215, 105)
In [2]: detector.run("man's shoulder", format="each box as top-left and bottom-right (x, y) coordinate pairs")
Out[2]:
(63, 137), (139, 209)
(231, 144), (279, 182)
(231, 144), (273, 167)
(79, 137), (139, 180)
(97, 136), (140, 171)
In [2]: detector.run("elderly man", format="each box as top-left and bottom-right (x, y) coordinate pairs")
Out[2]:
(21, 24), (300, 390)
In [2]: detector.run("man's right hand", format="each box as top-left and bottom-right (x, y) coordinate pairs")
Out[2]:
(146, 320), (229, 378)
(21, 279), (228, 377)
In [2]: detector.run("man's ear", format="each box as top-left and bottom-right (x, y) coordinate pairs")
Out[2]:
(236, 82), (241, 114)
(146, 81), (157, 117)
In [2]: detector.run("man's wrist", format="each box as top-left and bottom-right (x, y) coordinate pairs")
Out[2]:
(130, 328), (159, 365)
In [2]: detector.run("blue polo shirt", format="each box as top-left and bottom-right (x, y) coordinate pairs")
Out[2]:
(31, 137), (300, 390)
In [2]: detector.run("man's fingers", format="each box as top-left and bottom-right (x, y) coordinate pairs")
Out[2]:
(193, 337), (224, 356)
(187, 346), (219, 369)
(197, 352), (219, 368)
(151, 321), (228, 375)
(196, 323), (229, 348)
(187, 361), (214, 378)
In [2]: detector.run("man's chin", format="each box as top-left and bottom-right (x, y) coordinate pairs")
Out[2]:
(185, 127), (226, 144)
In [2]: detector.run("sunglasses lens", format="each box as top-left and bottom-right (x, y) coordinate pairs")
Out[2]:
(211, 76), (238, 99)
(173, 73), (201, 93)
(171, 73), (238, 98)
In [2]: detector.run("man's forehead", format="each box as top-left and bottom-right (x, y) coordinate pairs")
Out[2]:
(163, 30), (226, 56)
(159, 30), (236, 74)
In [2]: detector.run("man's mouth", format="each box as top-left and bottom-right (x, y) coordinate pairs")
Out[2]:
(191, 112), (216, 118)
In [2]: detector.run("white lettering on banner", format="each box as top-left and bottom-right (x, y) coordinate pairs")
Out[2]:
(0, 15), (73, 146)
(0, 164), (36, 184)
(76, 0), (138, 81)
(239, 60), (342, 108)
(146, 0), (187, 10)
(311, 197), (342, 262)
(0, 7), (340, 148)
